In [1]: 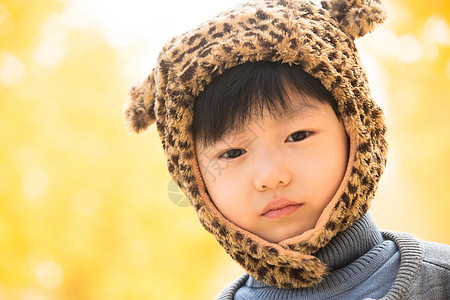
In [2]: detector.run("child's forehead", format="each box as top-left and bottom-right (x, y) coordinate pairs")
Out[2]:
(281, 94), (324, 119)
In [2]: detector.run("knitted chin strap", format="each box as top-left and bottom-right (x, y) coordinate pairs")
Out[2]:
(123, 0), (388, 288)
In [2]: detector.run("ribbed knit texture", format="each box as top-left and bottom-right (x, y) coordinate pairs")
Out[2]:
(314, 213), (383, 269)
(233, 213), (400, 299)
(215, 216), (450, 300)
(377, 231), (423, 300)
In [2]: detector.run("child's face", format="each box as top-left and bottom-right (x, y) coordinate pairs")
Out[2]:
(196, 96), (349, 243)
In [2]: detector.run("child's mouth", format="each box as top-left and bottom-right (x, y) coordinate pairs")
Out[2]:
(261, 199), (303, 219)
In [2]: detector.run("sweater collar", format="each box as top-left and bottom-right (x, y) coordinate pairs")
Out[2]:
(313, 213), (383, 269)
(247, 213), (384, 289)
(217, 217), (425, 299)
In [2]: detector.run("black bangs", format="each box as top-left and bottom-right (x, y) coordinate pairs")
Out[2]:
(193, 61), (339, 146)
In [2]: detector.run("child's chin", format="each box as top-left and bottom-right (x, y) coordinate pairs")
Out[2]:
(261, 228), (311, 244)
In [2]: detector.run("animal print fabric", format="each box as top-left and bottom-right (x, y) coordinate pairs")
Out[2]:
(123, 0), (388, 288)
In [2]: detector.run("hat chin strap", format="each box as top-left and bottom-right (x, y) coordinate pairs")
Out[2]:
(190, 126), (357, 288)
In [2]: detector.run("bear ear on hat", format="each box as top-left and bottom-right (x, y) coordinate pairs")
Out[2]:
(321, 0), (387, 39)
(123, 70), (157, 134)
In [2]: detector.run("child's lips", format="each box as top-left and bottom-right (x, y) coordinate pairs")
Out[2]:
(261, 198), (303, 219)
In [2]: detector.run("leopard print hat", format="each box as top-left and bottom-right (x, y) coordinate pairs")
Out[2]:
(123, 0), (388, 288)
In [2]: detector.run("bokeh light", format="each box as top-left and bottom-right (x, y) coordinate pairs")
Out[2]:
(1, 0), (449, 299)
(21, 166), (49, 198)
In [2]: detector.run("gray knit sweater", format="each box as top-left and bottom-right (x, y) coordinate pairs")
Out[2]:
(215, 214), (450, 299)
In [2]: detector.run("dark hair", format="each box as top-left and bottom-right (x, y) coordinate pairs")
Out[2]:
(193, 61), (339, 146)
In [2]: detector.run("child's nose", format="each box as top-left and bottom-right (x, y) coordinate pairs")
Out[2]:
(253, 154), (291, 191)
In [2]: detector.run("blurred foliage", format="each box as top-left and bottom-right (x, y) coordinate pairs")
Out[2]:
(0, 0), (233, 299)
(364, 0), (450, 244)
(0, 0), (448, 299)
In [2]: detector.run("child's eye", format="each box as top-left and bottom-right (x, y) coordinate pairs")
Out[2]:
(219, 149), (247, 159)
(286, 131), (310, 142)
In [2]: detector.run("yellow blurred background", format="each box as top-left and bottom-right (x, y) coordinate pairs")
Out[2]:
(0, 0), (449, 299)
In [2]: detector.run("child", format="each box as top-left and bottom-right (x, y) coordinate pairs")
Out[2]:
(123, 0), (450, 298)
